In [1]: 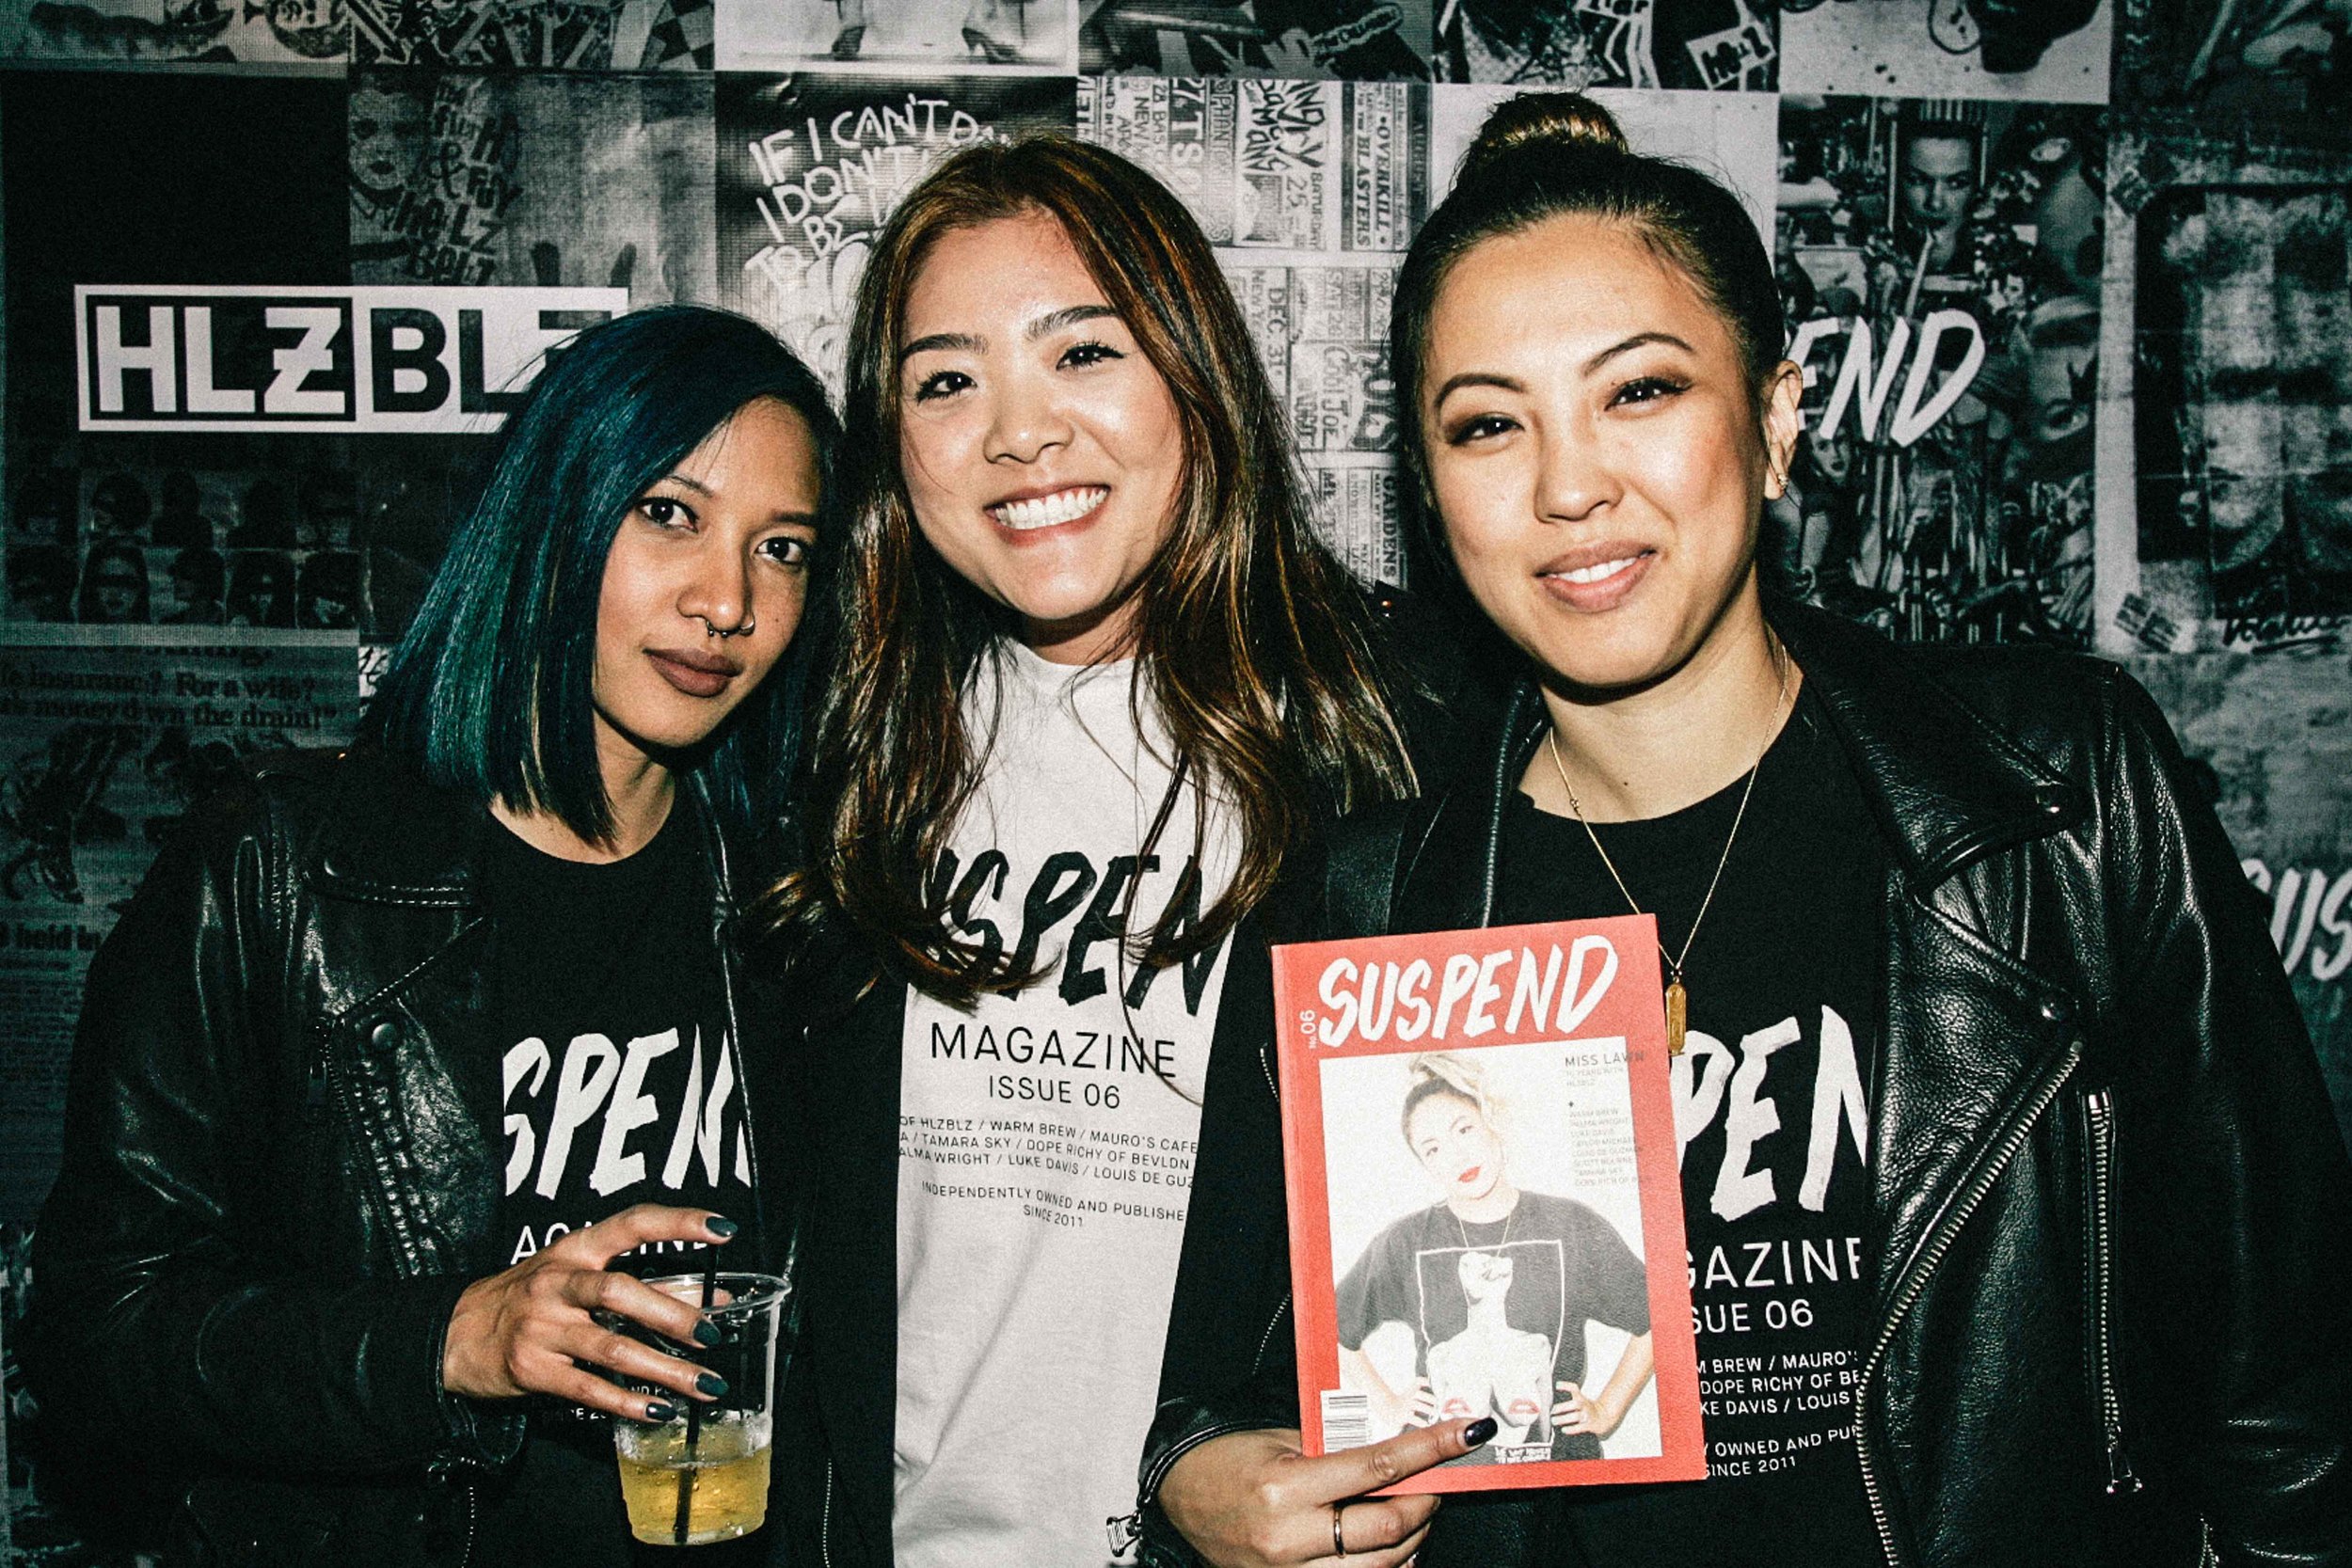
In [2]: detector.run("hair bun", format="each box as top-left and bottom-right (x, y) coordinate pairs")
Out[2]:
(1460, 92), (1630, 182)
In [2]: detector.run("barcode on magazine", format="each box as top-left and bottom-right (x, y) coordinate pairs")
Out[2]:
(1320, 1389), (1372, 1451)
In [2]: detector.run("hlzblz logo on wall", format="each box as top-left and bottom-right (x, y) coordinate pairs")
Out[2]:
(74, 286), (628, 434)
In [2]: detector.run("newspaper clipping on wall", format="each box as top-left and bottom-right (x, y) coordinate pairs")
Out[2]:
(0, 630), (361, 1227)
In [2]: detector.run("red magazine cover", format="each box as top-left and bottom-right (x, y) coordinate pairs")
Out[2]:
(1273, 914), (1704, 1493)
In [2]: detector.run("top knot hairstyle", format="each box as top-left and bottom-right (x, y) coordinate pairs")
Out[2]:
(1391, 92), (1787, 552)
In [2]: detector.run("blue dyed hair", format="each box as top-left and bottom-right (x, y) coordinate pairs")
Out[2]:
(363, 305), (840, 846)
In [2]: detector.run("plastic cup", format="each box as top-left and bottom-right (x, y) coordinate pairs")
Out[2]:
(601, 1272), (788, 1546)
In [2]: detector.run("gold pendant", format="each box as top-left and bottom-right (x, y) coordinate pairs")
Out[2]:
(1665, 978), (1688, 1055)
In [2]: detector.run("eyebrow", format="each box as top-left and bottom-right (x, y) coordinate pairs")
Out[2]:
(897, 304), (1123, 366)
(1026, 303), (1120, 340)
(1586, 331), (1695, 372)
(1429, 332), (1698, 409)
(898, 330), (984, 365)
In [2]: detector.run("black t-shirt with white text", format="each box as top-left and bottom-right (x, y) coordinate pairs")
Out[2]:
(1337, 1192), (1652, 1462)
(1495, 685), (1884, 1568)
(478, 802), (757, 1567)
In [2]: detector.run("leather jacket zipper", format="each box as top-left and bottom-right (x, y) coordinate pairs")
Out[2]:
(821, 1459), (835, 1568)
(457, 1480), (479, 1568)
(1855, 1037), (2081, 1567)
(2083, 1089), (2140, 1495)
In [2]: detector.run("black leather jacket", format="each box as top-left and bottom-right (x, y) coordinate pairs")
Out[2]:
(24, 748), (790, 1567)
(1144, 604), (2352, 1568)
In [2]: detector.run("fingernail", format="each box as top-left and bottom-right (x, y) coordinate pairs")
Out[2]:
(646, 1402), (678, 1423)
(692, 1320), (723, 1348)
(1464, 1417), (1498, 1447)
(706, 1216), (739, 1240)
(695, 1372), (729, 1398)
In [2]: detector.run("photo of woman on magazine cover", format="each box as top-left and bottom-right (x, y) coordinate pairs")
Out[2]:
(1328, 1051), (1661, 1464)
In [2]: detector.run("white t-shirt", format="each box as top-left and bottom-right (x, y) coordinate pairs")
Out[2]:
(893, 642), (1240, 1568)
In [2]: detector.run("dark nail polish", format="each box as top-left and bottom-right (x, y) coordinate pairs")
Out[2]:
(1463, 1417), (1498, 1448)
(706, 1215), (739, 1240)
(646, 1402), (678, 1423)
(695, 1372), (729, 1399)
(692, 1320), (723, 1348)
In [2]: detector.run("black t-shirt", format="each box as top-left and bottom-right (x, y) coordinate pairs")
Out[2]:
(1494, 687), (1883, 1568)
(1338, 1192), (1652, 1461)
(476, 802), (759, 1568)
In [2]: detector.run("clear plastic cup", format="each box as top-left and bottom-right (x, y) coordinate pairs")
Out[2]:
(602, 1272), (788, 1546)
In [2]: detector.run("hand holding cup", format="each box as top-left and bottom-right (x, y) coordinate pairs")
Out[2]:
(440, 1203), (737, 1421)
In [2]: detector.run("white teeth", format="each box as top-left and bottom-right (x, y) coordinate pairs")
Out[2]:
(989, 486), (1108, 531)
(1556, 555), (1641, 585)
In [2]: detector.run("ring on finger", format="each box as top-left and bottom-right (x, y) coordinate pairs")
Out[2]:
(1332, 1502), (1347, 1558)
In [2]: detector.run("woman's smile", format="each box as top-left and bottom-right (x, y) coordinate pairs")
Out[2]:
(1536, 542), (1657, 612)
(987, 483), (1111, 534)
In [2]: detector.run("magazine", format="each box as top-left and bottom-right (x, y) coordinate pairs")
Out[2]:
(1273, 914), (1705, 1492)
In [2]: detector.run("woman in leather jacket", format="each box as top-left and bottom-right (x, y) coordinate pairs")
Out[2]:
(1143, 95), (2352, 1568)
(24, 306), (840, 1566)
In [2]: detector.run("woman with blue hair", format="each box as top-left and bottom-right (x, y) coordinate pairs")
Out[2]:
(27, 305), (838, 1566)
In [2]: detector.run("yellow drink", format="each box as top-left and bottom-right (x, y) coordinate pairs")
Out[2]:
(615, 1415), (773, 1545)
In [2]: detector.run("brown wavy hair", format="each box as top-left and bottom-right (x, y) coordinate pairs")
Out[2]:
(767, 134), (1416, 1004)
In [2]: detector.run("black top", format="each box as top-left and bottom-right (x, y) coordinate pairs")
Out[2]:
(478, 800), (757, 1567)
(1494, 686), (1883, 1568)
(1338, 1190), (1652, 1462)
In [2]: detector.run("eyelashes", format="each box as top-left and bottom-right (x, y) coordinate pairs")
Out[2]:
(905, 339), (1127, 403)
(1441, 375), (1695, 443)
(1611, 374), (1690, 406)
(912, 369), (973, 403)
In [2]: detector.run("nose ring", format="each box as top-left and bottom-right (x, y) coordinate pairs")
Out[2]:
(702, 617), (756, 639)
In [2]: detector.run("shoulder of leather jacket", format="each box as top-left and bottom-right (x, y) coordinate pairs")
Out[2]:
(213, 745), (487, 909)
(1758, 599), (2112, 887)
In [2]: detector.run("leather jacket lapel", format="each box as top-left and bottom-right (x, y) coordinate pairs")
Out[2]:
(316, 916), (501, 1279)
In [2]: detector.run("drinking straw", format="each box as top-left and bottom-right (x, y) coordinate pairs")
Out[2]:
(675, 1263), (720, 1546)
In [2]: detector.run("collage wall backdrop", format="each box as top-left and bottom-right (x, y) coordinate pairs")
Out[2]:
(0, 0), (2344, 1552)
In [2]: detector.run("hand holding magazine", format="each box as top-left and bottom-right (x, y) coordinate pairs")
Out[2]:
(1273, 914), (1705, 1494)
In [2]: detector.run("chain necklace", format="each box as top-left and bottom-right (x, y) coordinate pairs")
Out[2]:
(1542, 637), (1792, 1057)
(1455, 1192), (1518, 1254)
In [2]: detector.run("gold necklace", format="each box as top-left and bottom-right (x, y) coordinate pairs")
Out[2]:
(1542, 639), (1792, 1057)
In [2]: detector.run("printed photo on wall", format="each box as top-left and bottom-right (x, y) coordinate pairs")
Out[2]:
(349, 71), (716, 301)
(1779, 0), (2109, 103)
(2113, 0), (2344, 119)
(1772, 95), (2103, 644)
(717, 0), (1076, 68)
(349, 0), (717, 65)
(1076, 0), (1429, 76)
(1273, 916), (1703, 1490)
(0, 0), (344, 62)
(2095, 129), (2352, 656)
(1427, 0), (1774, 91)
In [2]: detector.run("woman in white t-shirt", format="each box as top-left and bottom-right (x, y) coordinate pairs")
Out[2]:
(764, 135), (1479, 1568)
